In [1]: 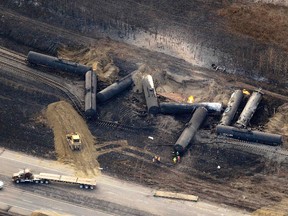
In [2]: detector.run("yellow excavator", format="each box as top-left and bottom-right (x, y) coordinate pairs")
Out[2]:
(66, 132), (82, 151)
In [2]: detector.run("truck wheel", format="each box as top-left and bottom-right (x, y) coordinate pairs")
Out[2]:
(40, 180), (44, 184)
(85, 185), (89, 189)
(79, 184), (83, 189)
(15, 179), (20, 184)
(35, 180), (39, 184)
(45, 180), (49, 184)
(90, 186), (94, 190)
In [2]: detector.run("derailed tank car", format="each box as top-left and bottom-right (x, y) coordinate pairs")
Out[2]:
(235, 89), (263, 128)
(85, 70), (97, 118)
(160, 102), (222, 115)
(27, 51), (91, 76)
(142, 75), (159, 114)
(96, 71), (136, 103)
(220, 89), (243, 126)
(174, 107), (208, 155)
(216, 125), (282, 146)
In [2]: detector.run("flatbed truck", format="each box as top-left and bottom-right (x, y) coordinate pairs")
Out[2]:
(12, 169), (96, 189)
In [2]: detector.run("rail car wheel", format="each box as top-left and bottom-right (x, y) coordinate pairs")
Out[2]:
(79, 184), (83, 189)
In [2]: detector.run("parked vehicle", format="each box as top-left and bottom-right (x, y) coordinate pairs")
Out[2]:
(12, 169), (96, 189)
(66, 132), (82, 150)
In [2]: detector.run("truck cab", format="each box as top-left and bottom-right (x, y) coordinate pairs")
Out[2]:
(66, 133), (82, 150)
(12, 169), (34, 183)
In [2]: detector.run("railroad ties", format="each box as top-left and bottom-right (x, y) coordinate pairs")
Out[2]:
(25, 50), (285, 153)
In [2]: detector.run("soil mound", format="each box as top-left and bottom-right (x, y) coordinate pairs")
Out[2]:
(58, 46), (119, 84)
(155, 70), (230, 103)
(46, 101), (100, 177)
(31, 210), (71, 216)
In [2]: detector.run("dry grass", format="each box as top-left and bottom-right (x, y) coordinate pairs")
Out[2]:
(252, 198), (288, 216)
(218, 3), (288, 51)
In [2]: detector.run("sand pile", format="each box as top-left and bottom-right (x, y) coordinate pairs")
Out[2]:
(58, 46), (119, 84)
(31, 210), (72, 216)
(45, 101), (100, 177)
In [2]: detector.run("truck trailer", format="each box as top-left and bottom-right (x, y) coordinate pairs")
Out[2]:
(12, 169), (96, 189)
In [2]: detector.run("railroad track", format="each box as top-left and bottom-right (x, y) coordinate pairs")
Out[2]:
(0, 47), (155, 131)
(0, 46), (26, 59)
(95, 119), (153, 132)
(214, 135), (288, 158)
(0, 49), (85, 117)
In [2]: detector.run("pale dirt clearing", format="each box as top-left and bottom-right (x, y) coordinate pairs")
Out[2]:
(46, 101), (100, 177)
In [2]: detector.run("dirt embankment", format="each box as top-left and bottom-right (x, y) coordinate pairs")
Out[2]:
(252, 198), (288, 216)
(218, 3), (288, 51)
(46, 101), (100, 177)
(265, 103), (288, 146)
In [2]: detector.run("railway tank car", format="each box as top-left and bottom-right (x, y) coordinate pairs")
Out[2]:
(96, 70), (137, 103)
(160, 102), (222, 115)
(174, 107), (208, 155)
(216, 125), (282, 146)
(142, 75), (159, 114)
(235, 89), (263, 128)
(219, 89), (244, 126)
(27, 51), (91, 76)
(85, 70), (97, 118)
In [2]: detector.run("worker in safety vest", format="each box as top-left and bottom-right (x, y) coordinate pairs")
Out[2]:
(173, 157), (177, 164)
(153, 155), (161, 163)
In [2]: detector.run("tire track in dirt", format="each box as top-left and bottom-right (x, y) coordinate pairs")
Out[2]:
(46, 101), (100, 178)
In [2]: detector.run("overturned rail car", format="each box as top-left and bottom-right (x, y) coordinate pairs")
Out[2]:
(160, 102), (222, 115)
(96, 70), (137, 103)
(85, 70), (97, 118)
(235, 89), (263, 128)
(174, 107), (208, 155)
(220, 89), (243, 126)
(27, 51), (91, 76)
(142, 75), (159, 114)
(216, 125), (282, 146)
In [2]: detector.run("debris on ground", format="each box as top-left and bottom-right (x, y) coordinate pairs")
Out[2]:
(154, 190), (199, 202)
(31, 210), (72, 216)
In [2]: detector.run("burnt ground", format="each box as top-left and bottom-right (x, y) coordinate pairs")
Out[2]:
(0, 1), (288, 214)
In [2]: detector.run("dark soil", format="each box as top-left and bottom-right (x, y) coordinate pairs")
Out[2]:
(1, 1), (288, 213)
